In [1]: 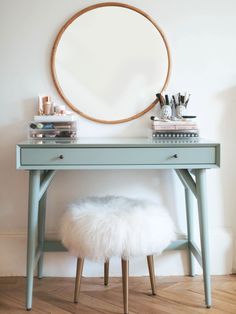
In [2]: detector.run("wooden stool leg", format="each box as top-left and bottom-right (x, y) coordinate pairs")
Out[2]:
(121, 259), (129, 314)
(74, 258), (84, 303)
(147, 255), (156, 295)
(104, 260), (109, 286)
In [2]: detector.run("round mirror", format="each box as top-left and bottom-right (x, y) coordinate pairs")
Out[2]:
(51, 3), (171, 124)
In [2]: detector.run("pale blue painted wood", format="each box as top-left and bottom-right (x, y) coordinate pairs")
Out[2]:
(26, 170), (41, 310)
(43, 239), (188, 252)
(43, 240), (67, 252)
(175, 169), (197, 197)
(195, 169), (211, 308)
(38, 185), (47, 279)
(20, 147), (216, 167)
(164, 239), (188, 251)
(17, 163), (221, 170)
(16, 138), (220, 310)
(176, 168), (211, 307)
(34, 247), (42, 269)
(185, 188), (195, 276)
(189, 241), (202, 267)
(39, 170), (56, 200)
(16, 138), (220, 170)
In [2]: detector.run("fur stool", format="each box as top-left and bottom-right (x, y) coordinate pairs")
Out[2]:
(61, 195), (175, 314)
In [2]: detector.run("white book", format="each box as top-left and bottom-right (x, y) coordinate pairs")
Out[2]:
(152, 120), (197, 127)
(33, 115), (78, 122)
(152, 125), (198, 130)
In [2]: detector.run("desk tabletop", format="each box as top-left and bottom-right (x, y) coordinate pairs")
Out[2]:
(16, 138), (220, 170)
(17, 137), (220, 148)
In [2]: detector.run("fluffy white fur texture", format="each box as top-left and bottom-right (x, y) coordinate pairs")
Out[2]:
(61, 195), (176, 261)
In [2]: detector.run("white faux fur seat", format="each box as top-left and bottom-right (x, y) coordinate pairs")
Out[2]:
(61, 195), (175, 314)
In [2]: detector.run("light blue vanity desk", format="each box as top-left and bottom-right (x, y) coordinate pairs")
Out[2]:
(16, 137), (220, 310)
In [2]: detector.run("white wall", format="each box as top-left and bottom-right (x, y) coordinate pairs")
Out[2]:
(0, 0), (235, 276)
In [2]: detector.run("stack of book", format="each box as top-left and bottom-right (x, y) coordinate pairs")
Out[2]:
(151, 119), (199, 138)
(28, 115), (78, 139)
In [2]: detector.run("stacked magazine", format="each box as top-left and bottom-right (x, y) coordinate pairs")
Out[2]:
(152, 119), (199, 138)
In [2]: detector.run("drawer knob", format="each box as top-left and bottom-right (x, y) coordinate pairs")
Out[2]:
(59, 155), (64, 159)
(173, 154), (178, 158)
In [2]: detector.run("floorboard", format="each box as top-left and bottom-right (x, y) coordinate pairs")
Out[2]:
(0, 276), (236, 313)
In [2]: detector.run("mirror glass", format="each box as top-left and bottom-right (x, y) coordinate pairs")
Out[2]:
(52, 4), (170, 123)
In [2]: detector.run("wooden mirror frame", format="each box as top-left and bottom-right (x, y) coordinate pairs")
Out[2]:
(51, 2), (171, 124)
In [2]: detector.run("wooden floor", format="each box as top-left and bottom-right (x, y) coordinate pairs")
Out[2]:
(0, 275), (236, 313)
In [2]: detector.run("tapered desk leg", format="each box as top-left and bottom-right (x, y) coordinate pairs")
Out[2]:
(38, 189), (47, 279)
(185, 187), (195, 277)
(26, 170), (40, 310)
(195, 169), (211, 308)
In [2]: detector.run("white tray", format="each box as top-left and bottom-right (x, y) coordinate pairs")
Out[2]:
(33, 115), (78, 122)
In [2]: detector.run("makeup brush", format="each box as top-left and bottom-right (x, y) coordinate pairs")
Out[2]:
(184, 92), (188, 104)
(185, 94), (191, 106)
(165, 95), (170, 106)
(156, 93), (162, 105)
(156, 93), (166, 106)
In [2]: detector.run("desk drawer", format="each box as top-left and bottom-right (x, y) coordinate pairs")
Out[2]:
(20, 147), (216, 166)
